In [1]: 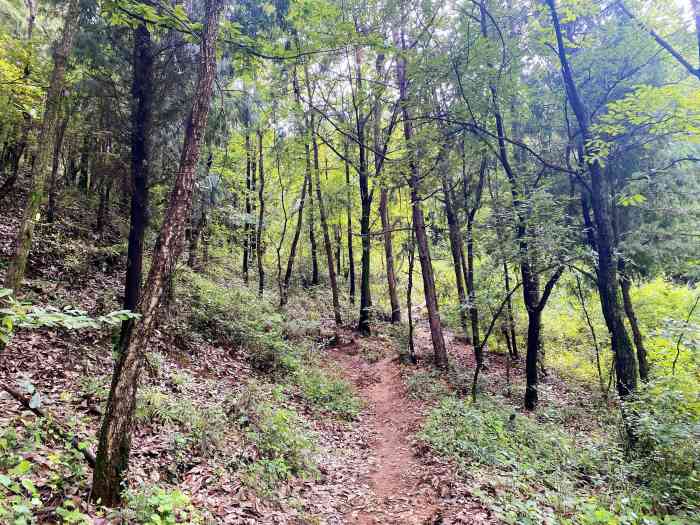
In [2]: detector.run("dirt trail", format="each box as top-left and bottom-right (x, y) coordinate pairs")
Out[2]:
(332, 345), (440, 525)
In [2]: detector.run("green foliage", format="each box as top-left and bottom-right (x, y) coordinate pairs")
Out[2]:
(629, 377), (700, 511)
(405, 369), (449, 401)
(226, 381), (317, 491)
(182, 271), (301, 376)
(419, 396), (697, 524)
(294, 366), (361, 420)
(135, 387), (227, 456)
(120, 486), (203, 524)
(0, 420), (92, 524)
(0, 288), (138, 350)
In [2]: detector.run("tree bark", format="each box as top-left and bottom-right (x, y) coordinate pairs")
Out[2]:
(307, 152), (319, 286)
(379, 188), (401, 323)
(4, 0), (80, 294)
(91, 0), (223, 504)
(344, 138), (356, 304)
(242, 133), (251, 284)
(619, 260), (649, 381)
(47, 110), (70, 223)
(354, 47), (372, 335)
(442, 172), (468, 337)
(120, 22), (152, 347)
(256, 130), (266, 296)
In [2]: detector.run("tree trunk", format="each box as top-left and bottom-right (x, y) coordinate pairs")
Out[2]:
(441, 173), (468, 337)
(503, 260), (518, 359)
(345, 139), (356, 305)
(524, 306), (542, 409)
(354, 47), (372, 335)
(379, 188), (401, 323)
(619, 261), (649, 381)
(280, 169), (308, 306)
(395, 28), (448, 368)
(0, 115), (30, 203)
(307, 151), (319, 286)
(242, 133), (251, 284)
(47, 110), (70, 223)
(311, 131), (342, 326)
(95, 173), (112, 235)
(547, 0), (638, 401)
(91, 0), (223, 504)
(120, 22), (152, 346)
(4, 0), (80, 293)
(256, 130), (266, 296)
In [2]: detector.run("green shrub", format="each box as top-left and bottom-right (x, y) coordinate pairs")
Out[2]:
(242, 403), (317, 491)
(182, 271), (302, 377)
(629, 377), (700, 512)
(419, 396), (696, 524)
(405, 370), (450, 401)
(294, 367), (361, 420)
(120, 486), (203, 524)
(135, 387), (227, 455)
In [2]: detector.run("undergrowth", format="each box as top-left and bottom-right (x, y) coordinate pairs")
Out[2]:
(419, 396), (698, 525)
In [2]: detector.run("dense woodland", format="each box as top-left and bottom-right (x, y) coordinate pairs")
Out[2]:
(1, 0), (699, 523)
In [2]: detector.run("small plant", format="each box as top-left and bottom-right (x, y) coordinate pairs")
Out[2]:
(405, 369), (449, 401)
(294, 367), (362, 420)
(0, 288), (138, 351)
(120, 486), (204, 524)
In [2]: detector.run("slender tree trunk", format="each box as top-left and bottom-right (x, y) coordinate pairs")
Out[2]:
(354, 47), (372, 335)
(0, 116), (30, 203)
(4, 0), (80, 293)
(503, 260), (518, 359)
(304, 67), (341, 326)
(334, 223), (341, 278)
(256, 130), (266, 296)
(311, 131), (342, 326)
(307, 152), (319, 286)
(466, 213), (480, 353)
(441, 173), (468, 337)
(91, 0), (223, 504)
(395, 28), (448, 368)
(96, 173), (112, 235)
(547, 0), (638, 401)
(280, 171), (308, 306)
(243, 133), (251, 284)
(379, 188), (401, 323)
(120, 22), (152, 346)
(47, 110), (70, 223)
(406, 226), (417, 363)
(345, 139), (356, 304)
(619, 260), (649, 381)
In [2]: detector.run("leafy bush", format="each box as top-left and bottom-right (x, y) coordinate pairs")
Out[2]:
(242, 403), (317, 490)
(135, 387), (227, 455)
(228, 382), (317, 491)
(0, 287), (138, 350)
(628, 377), (700, 512)
(120, 486), (203, 524)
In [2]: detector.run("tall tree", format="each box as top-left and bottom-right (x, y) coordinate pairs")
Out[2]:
(92, 0), (224, 504)
(4, 0), (80, 294)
